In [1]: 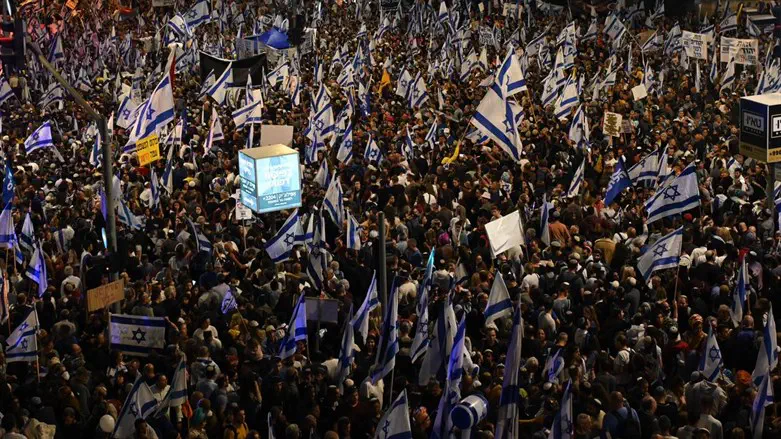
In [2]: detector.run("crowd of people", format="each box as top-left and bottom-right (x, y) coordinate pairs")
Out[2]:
(0, 0), (779, 438)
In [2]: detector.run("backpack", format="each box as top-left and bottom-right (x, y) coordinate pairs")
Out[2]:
(612, 407), (642, 439)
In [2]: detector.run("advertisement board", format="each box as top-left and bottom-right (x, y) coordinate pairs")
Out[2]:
(740, 94), (781, 163)
(239, 145), (302, 214)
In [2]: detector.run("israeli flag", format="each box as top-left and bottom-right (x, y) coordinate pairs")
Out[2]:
(221, 288), (238, 314)
(267, 62), (290, 89)
(550, 381), (574, 439)
(113, 378), (160, 439)
(185, 0), (211, 29)
(544, 348), (566, 383)
(279, 293), (307, 360)
(604, 13), (626, 41)
(26, 244), (48, 297)
(645, 163), (700, 224)
(432, 315), (467, 438)
(641, 30), (661, 52)
(485, 272), (512, 325)
(402, 127), (415, 163)
(24, 121), (55, 155)
(187, 217), (212, 254)
(604, 157), (632, 205)
(699, 325), (723, 381)
(730, 255), (748, 327)
(375, 390), (412, 439)
(364, 135), (382, 164)
(568, 105), (589, 150)
(232, 101), (263, 130)
(0, 77), (14, 105)
(2, 162), (14, 208)
(336, 305), (357, 392)
(47, 34), (65, 63)
(89, 132), (103, 168)
(166, 14), (190, 41)
(396, 68), (413, 99)
(265, 209), (302, 263)
(751, 371), (774, 439)
(337, 120), (354, 164)
(540, 194), (553, 247)
(351, 271), (379, 341)
(470, 85), (522, 162)
(20, 212), (35, 253)
(161, 144), (175, 194)
(408, 73), (429, 108)
(109, 314), (166, 356)
(582, 19), (598, 41)
(156, 357), (187, 414)
(752, 306), (779, 387)
(125, 74), (175, 150)
(0, 202), (15, 248)
(346, 211), (361, 250)
(495, 303), (523, 439)
(747, 17), (762, 38)
(719, 12), (737, 34)
(554, 79), (579, 120)
(116, 95), (140, 129)
(627, 146), (664, 185)
(411, 251), (435, 363)
(309, 84), (335, 139)
(721, 57), (736, 93)
(314, 159), (330, 189)
(438, 1), (449, 25)
(206, 64), (233, 105)
(324, 175), (344, 227)
(637, 227), (683, 280)
(117, 199), (144, 230)
(5, 308), (39, 363)
(566, 159), (585, 198)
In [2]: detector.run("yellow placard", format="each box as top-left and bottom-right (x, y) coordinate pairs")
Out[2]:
(137, 134), (161, 166)
(603, 111), (623, 137)
(86, 279), (125, 312)
(65, 0), (78, 10)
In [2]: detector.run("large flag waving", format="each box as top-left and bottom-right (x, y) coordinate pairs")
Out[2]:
(113, 378), (159, 438)
(411, 252), (434, 362)
(374, 390), (412, 439)
(644, 163), (700, 223)
(484, 272), (512, 325)
(699, 325), (723, 381)
(636, 227), (683, 280)
(5, 308), (39, 363)
(371, 279), (399, 383)
(351, 271), (379, 341)
(752, 305), (778, 386)
(279, 293), (307, 360)
(495, 303), (523, 439)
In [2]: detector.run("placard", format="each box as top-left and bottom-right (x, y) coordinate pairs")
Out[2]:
(87, 279), (125, 312)
(603, 112), (623, 137)
(681, 31), (709, 60)
(136, 133), (161, 166)
(305, 297), (339, 323)
(720, 37), (759, 65)
(484, 210), (525, 256)
(65, 0), (78, 10)
(502, 3), (520, 16)
(260, 125), (294, 147)
(631, 84), (648, 101)
(235, 201), (253, 220)
(478, 26), (495, 46)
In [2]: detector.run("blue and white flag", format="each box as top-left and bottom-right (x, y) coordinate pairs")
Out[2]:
(604, 157), (632, 205)
(372, 279), (400, 384)
(26, 244), (47, 297)
(419, 292), (457, 386)
(47, 34), (64, 63)
(206, 64), (233, 105)
(346, 211), (361, 250)
(232, 101), (263, 130)
(637, 227), (683, 280)
(0, 77), (13, 105)
(568, 105), (590, 150)
(125, 74), (175, 150)
(374, 390), (412, 439)
(747, 17), (762, 38)
(279, 293), (307, 360)
(20, 212), (34, 253)
(24, 121), (55, 156)
(185, 0), (211, 29)
(411, 251), (435, 363)
(402, 127), (415, 163)
(314, 159), (330, 188)
(544, 348), (566, 383)
(550, 381), (574, 439)
(264, 209), (302, 263)
(433, 315), (467, 438)
(721, 56), (736, 93)
(540, 194), (554, 247)
(156, 358), (188, 414)
(116, 95), (140, 129)
(149, 168), (160, 210)
(0, 202), (14, 248)
(364, 134), (382, 164)
(719, 12), (738, 34)
(113, 378), (160, 439)
(117, 200), (144, 230)
(90, 131), (103, 168)
(752, 306), (778, 387)
(187, 217), (212, 254)
(645, 163), (700, 223)
(485, 272), (512, 325)
(730, 255), (748, 327)
(267, 62), (290, 89)
(336, 305), (357, 392)
(699, 325), (722, 381)
(604, 13), (626, 41)
(408, 72), (429, 108)
(554, 78), (579, 120)
(221, 288), (238, 314)
(494, 49), (527, 96)
(323, 175), (344, 227)
(309, 84), (335, 139)
(2, 162), (14, 207)
(396, 68), (413, 99)
(566, 159), (585, 198)
(496, 303), (523, 439)
(752, 371), (774, 439)
(351, 271), (379, 341)
(471, 85), (522, 162)
(5, 308), (39, 363)
(337, 120), (354, 163)
(161, 144), (175, 194)
(109, 314), (166, 356)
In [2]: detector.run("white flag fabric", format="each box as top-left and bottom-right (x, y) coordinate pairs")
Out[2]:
(109, 314), (166, 356)
(371, 281), (400, 384)
(495, 304), (523, 439)
(636, 227), (683, 280)
(730, 256), (748, 327)
(644, 163), (700, 224)
(323, 175), (344, 226)
(351, 271), (379, 341)
(374, 390), (412, 439)
(484, 210), (525, 256)
(346, 211), (361, 250)
(113, 378), (159, 439)
(24, 121), (55, 155)
(25, 244), (48, 297)
(265, 209), (302, 263)
(752, 306), (779, 386)
(279, 293), (307, 360)
(751, 371), (774, 439)
(124, 73), (175, 150)
(566, 159), (585, 198)
(699, 326), (723, 381)
(5, 309), (39, 363)
(206, 64), (233, 105)
(156, 358), (187, 413)
(485, 272), (512, 325)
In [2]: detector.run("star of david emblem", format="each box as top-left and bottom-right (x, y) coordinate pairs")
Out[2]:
(381, 419), (391, 438)
(131, 327), (147, 344)
(129, 403), (139, 417)
(344, 140), (353, 149)
(400, 79), (408, 89)
(20, 339), (28, 351)
(503, 117), (514, 135)
(19, 321), (29, 332)
(186, 9), (198, 19)
(146, 107), (156, 121)
(122, 109), (131, 119)
(311, 245), (322, 258)
(411, 88), (419, 100)
(369, 148), (379, 160)
(663, 184), (681, 201)
(653, 244), (668, 259)
(709, 345), (721, 363)
(32, 133), (39, 141)
(283, 231), (295, 247)
(315, 119), (325, 131)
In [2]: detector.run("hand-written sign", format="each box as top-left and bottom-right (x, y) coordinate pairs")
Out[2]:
(681, 31), (709, 60)
(137, 133), (161, 166)
(720, 37), (759, 65)
(87, 279), (125, 312)
(603, 112), (623, 137)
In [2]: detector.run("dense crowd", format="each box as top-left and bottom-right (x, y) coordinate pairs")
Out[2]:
(0, 0), (780, 438)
